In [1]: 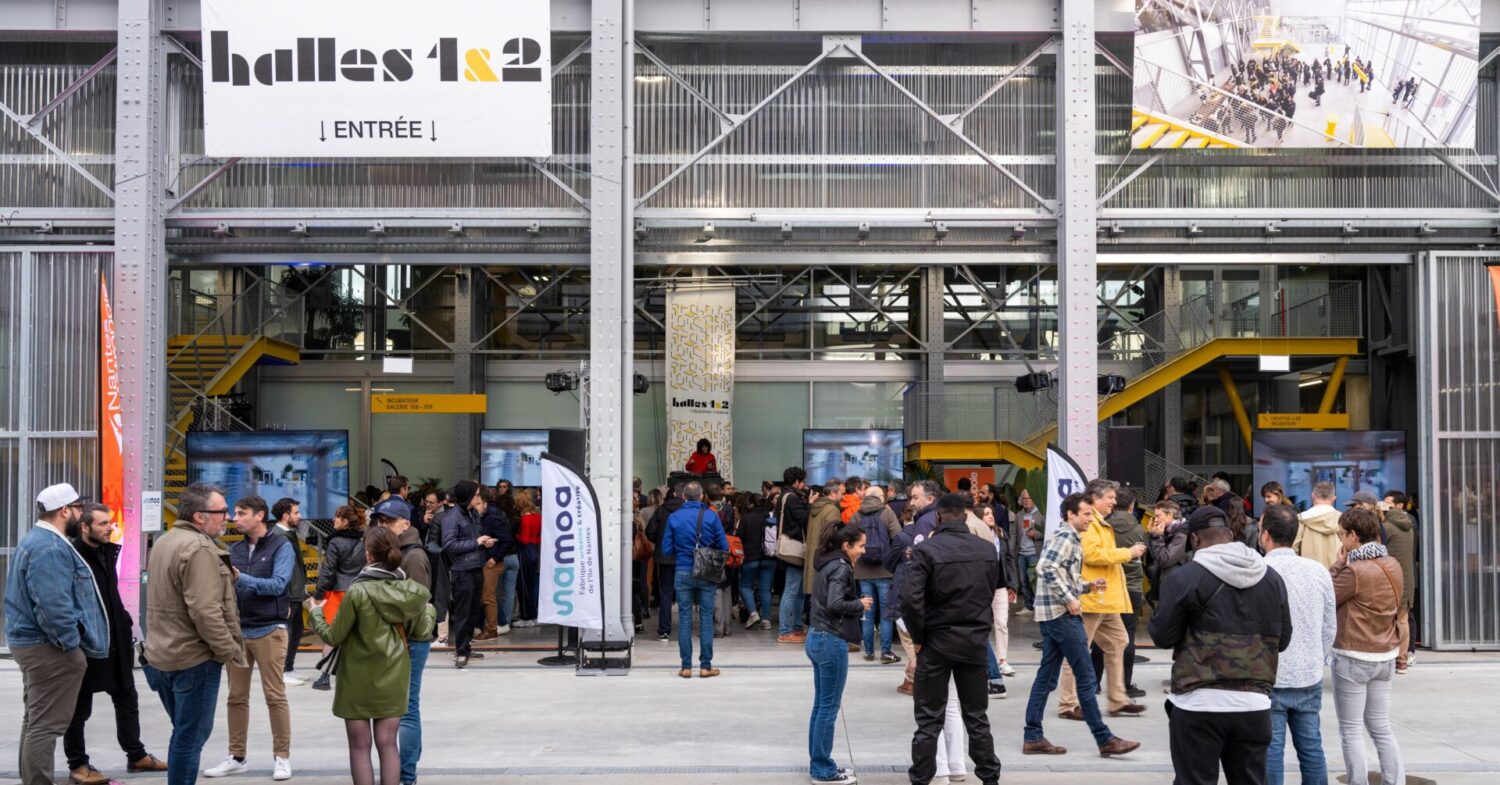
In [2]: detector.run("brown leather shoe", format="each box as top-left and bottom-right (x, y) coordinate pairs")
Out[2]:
(474, 631), (499, 641)
(70, 765), (110, 785)
(1058, 707), (1084, 721)
(1022, 739), (1068, 755)
(1109, 703), (1147, 716)
(897, 679), (914, 696)
(678, 668), (693, 679)
(1098, 737), (1141, 757)
(128, 755), (169, 772)
(700, 667), (721, 678)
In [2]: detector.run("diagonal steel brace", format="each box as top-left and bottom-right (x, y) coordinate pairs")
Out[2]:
(0, 100), (116, 201)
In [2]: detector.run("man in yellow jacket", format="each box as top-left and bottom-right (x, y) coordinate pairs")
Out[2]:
(1057, 479), (1148, 719)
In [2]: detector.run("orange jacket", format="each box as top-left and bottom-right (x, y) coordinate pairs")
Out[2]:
(840, 493), (862, 524)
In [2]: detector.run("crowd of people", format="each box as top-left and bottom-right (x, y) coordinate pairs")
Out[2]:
(3, 464), (1418, 785)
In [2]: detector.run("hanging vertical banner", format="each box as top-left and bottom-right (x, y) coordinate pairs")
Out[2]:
(1489, 265), (1500, 330)
(666, 287), (736, 481)
(99, 278), (136, 619)
(1043, 443), (1090, 541)
(539, 453), (604, 631)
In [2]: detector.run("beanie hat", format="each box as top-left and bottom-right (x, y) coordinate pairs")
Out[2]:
(452, 480), (481, 509)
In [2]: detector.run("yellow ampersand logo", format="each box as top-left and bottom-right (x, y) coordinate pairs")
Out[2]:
(464, 48), (498, 82)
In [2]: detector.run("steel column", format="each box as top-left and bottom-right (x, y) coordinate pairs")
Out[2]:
(922, 265), (945, 439)
(589, 0), (633, 649)
(1162, 268), (1185, 467)
(114, 0), (167, 630)
(453, 269), (481, 482)
(1055, 0), (1098, 476)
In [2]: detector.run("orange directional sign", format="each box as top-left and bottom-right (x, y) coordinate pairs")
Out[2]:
(372, 394), (487, 414)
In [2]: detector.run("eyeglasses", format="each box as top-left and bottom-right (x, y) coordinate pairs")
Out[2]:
(200, 508), (230, 517)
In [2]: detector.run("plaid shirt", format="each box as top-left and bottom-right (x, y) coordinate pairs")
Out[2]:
(1033, 525), (1086, 622)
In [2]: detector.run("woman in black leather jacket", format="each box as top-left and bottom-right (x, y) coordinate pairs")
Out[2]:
(806, 525), (872, 785)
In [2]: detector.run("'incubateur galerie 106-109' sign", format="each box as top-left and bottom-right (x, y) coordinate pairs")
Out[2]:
(201, 0), (552, 157)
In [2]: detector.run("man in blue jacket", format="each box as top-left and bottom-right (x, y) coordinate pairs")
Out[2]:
(662, 481), (728, 679)
(5, 483), (109, 785)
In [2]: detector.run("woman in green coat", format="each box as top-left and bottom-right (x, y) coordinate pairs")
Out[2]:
(308, 527), (435, 785)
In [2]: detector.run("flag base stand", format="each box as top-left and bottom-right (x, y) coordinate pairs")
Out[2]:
(536, 627), (578, 667)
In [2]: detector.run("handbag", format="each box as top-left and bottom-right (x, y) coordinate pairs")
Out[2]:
(690, 509), (728, 584)
(774, 491), (805, 566)
(632, 523), (655, 561)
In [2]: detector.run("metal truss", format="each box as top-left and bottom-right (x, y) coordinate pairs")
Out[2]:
(0, 43), (119, 201)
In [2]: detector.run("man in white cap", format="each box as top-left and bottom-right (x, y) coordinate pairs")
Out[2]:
(3, 482), (110, 785)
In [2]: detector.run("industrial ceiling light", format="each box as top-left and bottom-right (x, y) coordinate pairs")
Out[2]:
(545, 371), (579, 394)
(1098, 374), (1126, 396)
(1014, 371), (1053, 393)
(633, 373), (650, 395)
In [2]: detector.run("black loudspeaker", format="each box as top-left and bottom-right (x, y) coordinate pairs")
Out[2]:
(1106, 426), (1146, 489)
(548, 428), (587, 467)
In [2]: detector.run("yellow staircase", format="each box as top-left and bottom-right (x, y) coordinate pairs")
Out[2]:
(165, 335), (300, 522)
(1132, 109), (1241, 150)
(906, 337), (1361, 469)
(1251, 15), (1300, 54)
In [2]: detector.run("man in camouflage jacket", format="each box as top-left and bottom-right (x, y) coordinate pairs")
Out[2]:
(1149, 506), (1292, 785)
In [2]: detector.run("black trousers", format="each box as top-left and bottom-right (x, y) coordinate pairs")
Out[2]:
(1092, 590), (1143, 687)
(284, 605), (304, 672)
(64, 682), (147, 769)
(448, 568), (483, 656)
(1166, 702), (1271, 785)
(655, 563), (676, 635)
(910, 648), (1002, 785)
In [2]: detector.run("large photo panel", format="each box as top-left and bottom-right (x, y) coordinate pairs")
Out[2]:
(1133, 0), (1479, 149)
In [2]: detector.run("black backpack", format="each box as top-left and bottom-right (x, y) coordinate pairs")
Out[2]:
(857, 511), (891, 566)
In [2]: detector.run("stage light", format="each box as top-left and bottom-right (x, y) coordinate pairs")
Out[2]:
(634, 373), (650, 395)
(544, 371), (578, 394)
(1098, 374), (1126, 396)
(1014, 371), (1053, 393)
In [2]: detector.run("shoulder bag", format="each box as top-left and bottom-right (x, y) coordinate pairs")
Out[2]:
(775, 491), (806, 566)
(690, 508), (729, 584)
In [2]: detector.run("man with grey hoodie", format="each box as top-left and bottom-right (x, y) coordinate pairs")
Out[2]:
(1149, 506), (1292, 785)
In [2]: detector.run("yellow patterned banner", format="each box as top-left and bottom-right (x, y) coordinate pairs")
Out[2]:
(666, 287), (735, 482)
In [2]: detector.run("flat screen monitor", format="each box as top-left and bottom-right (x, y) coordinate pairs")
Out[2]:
(1252, 430), (1407, 516)
(480, 429), (549, 487)
(803, 429), (905, 486)
(187, 431), (350, 519)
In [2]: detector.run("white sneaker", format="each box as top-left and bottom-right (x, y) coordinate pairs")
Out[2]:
(203, 756), (247, 778)
(282, 672), (306, 686)
(273, 757), (292, 781)
(999, 662), (1017, 677)
(497, 624), (512, 635)
(744, 612), (761, 630)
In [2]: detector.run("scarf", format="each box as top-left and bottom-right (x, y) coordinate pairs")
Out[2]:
(1346, 541), (1389, 563)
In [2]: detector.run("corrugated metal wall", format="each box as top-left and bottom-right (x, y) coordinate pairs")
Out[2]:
(5, 39), (1496, 211)
(0, 250), (104, 648)
(1423, 253), (1500, 649)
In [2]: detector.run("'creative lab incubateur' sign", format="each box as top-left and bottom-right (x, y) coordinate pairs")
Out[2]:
(201, 0), (552, 158)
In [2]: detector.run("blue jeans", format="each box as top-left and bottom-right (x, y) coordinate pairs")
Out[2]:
(1269, 684), (1327, 785)
(805, 629), (850, 780)
(740, 560), (775, 618)
(399, 639), (432, 785)
(986, 641), (1005, 684)
(498, 554), (520, 627)
(1025, 616), (1112, 747)
(1016, 553), (1039, 609)
(779, 563), (806, 635)
(674, 573), (717, 669)
(144, 659), (222, 785)
(858, 578), (894, 656)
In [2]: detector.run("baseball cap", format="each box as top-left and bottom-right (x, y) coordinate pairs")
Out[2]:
(372, 498), (412, 522)
(36, 483), (82, 513)
(1186, 505), (1231, 534)
(1348, 490), (1380, 507)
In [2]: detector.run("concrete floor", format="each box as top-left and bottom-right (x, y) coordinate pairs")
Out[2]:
(4, 615), (1498, 784)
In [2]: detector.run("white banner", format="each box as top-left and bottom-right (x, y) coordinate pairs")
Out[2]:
(539, 454), (603, 631)
(1044, 444), (1090, 540)
(201, 0), (552, 157)
(666, 287), (736, 481)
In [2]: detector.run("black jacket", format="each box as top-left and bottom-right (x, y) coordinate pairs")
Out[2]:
(738, 507), (771, 562)
(776, 486), (810, 541)
(810, 551), (864, 643)
(1148, 555), (1292, 696)
(1167, 491), (1198, 520)
(901, 517), (1000, 664)
(646, 498), (684, 565)
(316, 528), (368, 597)
(479, 506), (515, 562)
(439, 506), (486, 573)
(71, 538), (134, 694)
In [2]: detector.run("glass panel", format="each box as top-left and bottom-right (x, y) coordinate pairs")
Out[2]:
(256, 381), (364, 490)
(632, 384), (666, 489)
(483, 381), (582, 430)
(0, 438), (18, 647)
(732, 382), (808, 488)
(368, 382), (457, 490)
(29, 253), (100, 431)
(0, 254), (20, 430)
(812, 382), (904, 429)
(29, 437), (99, 504)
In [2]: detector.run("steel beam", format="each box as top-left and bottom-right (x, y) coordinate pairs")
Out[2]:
(922, 265), (945, 439)
(24, 46), (117, 128)
(113, 0), (167, 632)
(949, 37), (1056, 130)
(1055, 0), (1098, 476)
(0, 99), (116, 201)
(453, 269), (480, 481)
(167, 157), (240, 212)
(588, 0), (633, 649)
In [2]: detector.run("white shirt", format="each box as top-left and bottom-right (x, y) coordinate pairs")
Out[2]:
(1265, 547), (1337, 688)
(1169, 688), (1272, 712)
